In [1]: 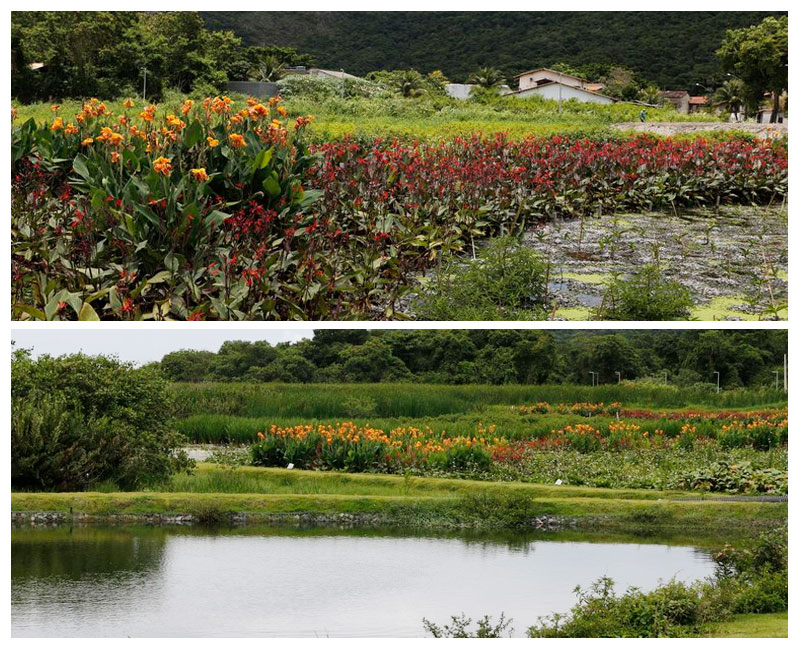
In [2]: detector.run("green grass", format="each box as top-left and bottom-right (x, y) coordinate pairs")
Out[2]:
(702, 612), (787, 638)
(12, 91), (718, 141)
(169, 382), (787, 422)
(12, 464), (787, 530)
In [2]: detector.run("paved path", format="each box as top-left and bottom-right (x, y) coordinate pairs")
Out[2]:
(614, 122), (787, 139)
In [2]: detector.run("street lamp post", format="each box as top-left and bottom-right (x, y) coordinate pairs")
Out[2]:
(773, 370), (780, 391)
(615, 371), (621, 384)
(713, 371), (720, 394)
(589, 371), (597, 387)
(663, 371), (668, 385)
(142, 67), (147, 101)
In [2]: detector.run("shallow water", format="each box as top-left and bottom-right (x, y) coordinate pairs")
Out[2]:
(11, 525), (716, 637)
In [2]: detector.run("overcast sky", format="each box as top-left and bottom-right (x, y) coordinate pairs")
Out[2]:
(11, 329), (311, 365)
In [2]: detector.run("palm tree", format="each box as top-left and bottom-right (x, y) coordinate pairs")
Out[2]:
(249, 54), (286, 83)
(468, 66), (506, 89)
(713, 78), (746, 122)
(392, 70), (425, 98)
(637, 85), (662, 106)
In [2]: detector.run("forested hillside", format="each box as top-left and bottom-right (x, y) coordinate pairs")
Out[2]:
(156, 329), (787, 387)
(201, 11), (782, 88)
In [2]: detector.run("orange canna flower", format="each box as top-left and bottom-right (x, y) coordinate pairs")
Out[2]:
(110, 151), (120, 163)
(228, 133), (246, 148)
(139, 105), (157, 122)
(81, 137), (94, 146)
(50, 117), (64, 131)
(123, 98), (135, 109)
(64, 123), (79, 135)
(153, 156), (172, 176)
(50, 104), (61, 112)
(207, 136), (220, 147)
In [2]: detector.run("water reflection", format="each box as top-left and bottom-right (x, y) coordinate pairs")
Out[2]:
(12, 525), (715, 637)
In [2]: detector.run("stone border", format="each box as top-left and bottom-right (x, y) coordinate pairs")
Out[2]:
(11, 510), (572, 530)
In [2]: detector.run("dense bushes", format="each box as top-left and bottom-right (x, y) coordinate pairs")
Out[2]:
(11, 350), (192, 490)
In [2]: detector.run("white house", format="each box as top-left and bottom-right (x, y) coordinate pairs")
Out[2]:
(508, 68), (616, 105)
(508, 81), (615, 105)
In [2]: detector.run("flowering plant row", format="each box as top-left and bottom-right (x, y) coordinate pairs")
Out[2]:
(249, 413), (787, 474)
(11, 97), (788, 320)
(251, 422), (500, 472)
(310, 133), (787, 236)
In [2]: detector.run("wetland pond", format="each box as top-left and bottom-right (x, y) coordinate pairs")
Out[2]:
(12, 525), (717, 637)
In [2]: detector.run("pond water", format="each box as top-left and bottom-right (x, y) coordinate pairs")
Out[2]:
(12, 525), (716, 637)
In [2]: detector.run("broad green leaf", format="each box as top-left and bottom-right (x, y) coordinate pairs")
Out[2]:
(78, 302), (100, 321)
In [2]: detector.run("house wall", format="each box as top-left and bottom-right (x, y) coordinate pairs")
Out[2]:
(513, 84), (614, 105)
(518, 70), (585, 91)
(663, 95), (690, 113)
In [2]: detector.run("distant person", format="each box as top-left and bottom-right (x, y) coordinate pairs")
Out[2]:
(639, 109), (647, 122)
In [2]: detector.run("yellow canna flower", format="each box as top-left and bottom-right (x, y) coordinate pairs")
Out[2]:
(190, 168), (209, 182)
(153, 156), (172, 176)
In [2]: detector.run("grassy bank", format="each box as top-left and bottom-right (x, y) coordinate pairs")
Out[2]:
(12, 464), (787, 531)
(702, 612), (788, 637)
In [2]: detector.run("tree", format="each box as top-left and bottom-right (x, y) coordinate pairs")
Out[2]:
(468, 66), (506, 89)
(161, 349), (215, 382)
(712, 78), (746, 121)
(249, 53), (286, 82)
(210, 340), (277, 380)
(717, 16), (788, 122)
(638, 85), (662, 106)
(367, 69), (427, 97)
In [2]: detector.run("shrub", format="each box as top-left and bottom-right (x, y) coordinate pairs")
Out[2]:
(669, 461), (787, 494)
(413, 237), (550, 320)
(597, 265), (693, 320)
(11, 350), (193, 490)
(423, 613), (513, 638)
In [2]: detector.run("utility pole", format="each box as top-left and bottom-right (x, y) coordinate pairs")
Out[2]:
(142, 66), (147, 101)
(713, 371), (720, 394)
(784, 353), (788, 393)
(558, 70), (563, 113)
